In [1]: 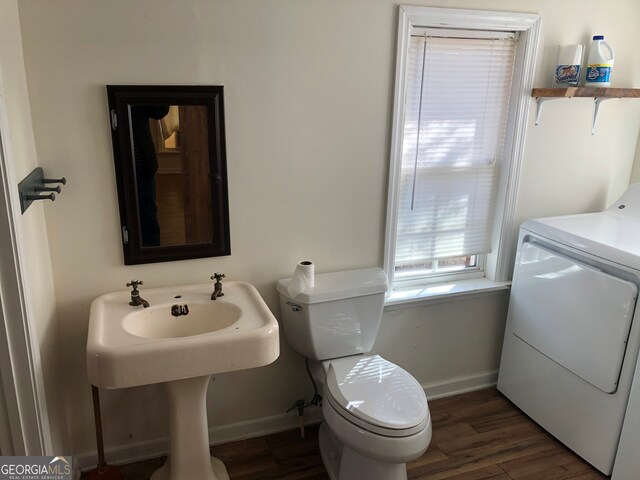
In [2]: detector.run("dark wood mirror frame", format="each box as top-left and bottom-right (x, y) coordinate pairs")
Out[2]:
(107, 85), (230, 265)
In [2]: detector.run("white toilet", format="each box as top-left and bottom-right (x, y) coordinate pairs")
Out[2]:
(277, 268), (431, 480)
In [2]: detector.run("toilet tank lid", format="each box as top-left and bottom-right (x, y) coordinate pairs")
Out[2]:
(277, 267), (388, 303)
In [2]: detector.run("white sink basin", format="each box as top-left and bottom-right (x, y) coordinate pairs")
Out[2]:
(87, 281), (279, 389)
(123, 302), (242, 339)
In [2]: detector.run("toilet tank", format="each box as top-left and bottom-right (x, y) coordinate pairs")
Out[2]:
(276, 268), (388, 360)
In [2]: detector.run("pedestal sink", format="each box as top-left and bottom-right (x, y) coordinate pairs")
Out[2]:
(87, 281), (280, 480)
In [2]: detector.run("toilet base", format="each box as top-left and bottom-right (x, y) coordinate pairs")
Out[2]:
(319, 423), (340, 480)
(319, 422), (408, 480)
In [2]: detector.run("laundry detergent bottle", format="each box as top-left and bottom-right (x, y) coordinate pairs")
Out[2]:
(585, 35), (614, 87)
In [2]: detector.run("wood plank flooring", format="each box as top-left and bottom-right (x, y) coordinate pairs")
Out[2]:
(82, 388), (608, 479)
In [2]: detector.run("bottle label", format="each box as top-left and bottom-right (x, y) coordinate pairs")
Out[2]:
(555, 64), (580, 85)
(586, 64), (612, 83)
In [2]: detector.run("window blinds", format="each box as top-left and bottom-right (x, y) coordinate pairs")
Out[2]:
(394, 30), (517, 269)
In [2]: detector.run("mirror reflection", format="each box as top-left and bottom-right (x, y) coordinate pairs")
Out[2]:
(131, 105), (213, 247)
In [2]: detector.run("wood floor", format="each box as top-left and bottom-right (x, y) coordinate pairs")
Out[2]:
(82, 388), (608, 480)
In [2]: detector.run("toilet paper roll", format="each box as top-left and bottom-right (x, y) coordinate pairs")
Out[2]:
(288, 261), (315, 298)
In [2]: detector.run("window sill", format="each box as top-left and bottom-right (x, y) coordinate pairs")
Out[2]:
(384, 277), (511, 310)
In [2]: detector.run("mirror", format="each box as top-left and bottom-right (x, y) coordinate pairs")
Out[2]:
(107, 86), (230, 264)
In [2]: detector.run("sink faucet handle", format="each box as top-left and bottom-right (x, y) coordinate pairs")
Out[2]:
(210, 273), (225, 300)
(126, 280), (143, 291)
(211, 273), (226, 282)
(126, 280), (149, 308)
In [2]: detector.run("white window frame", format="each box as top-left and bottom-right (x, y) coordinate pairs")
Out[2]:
(384, 6), (541, 303)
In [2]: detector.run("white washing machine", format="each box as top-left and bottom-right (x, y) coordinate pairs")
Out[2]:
(498, 184), (640, 475)
(612, 351), (640, 479)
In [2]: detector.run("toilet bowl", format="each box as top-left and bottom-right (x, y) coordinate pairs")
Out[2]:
(277, 268), (431, 480)
(319, 354), (431, 480)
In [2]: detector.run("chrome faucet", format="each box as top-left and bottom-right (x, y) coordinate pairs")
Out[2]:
(210, 273), (225, 300)
(126, 280), (150, 308)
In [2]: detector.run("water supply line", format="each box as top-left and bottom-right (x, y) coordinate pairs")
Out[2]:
(286, 358), (323, 438)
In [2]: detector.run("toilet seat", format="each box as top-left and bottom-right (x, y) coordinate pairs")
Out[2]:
(325, 355), (429, 437)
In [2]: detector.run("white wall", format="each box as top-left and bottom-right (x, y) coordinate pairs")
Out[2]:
(628, 133), (640, 184)
(16, 0), (640, 456)
(0, 0), (65, 453)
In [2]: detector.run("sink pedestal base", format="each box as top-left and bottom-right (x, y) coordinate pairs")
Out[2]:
(150, 375), (229, 480)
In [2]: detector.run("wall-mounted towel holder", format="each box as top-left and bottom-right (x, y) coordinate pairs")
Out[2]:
(18, 167), (66, 214)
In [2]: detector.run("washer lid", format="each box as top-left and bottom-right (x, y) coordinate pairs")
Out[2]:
(326, 355), (428, 431)
(521, 184), (640, 271)
(522, 214), (640, 271)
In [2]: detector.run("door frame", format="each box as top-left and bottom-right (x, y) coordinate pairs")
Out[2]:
(0, 61), (53, 455)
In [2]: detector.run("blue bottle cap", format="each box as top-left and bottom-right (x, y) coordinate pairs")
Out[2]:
(593, 35), (604, 40)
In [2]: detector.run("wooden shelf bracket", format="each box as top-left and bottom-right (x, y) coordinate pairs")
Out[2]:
(534, 97), (557, 126)
(591, 97), (616, 135)
(534, 94), (617, 134)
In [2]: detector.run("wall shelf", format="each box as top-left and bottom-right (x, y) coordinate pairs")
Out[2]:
(532, 87), (640, 134)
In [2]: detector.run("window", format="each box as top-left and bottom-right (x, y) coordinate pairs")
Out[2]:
(384, 7), (540, 300)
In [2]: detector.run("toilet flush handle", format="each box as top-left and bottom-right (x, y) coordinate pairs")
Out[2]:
(286, 301), (303, 312)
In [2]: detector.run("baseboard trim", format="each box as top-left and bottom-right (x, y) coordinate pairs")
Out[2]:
(74, 370), (497, 478)
(74, 407), (324, 476)
(423, 370), (498, 400)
